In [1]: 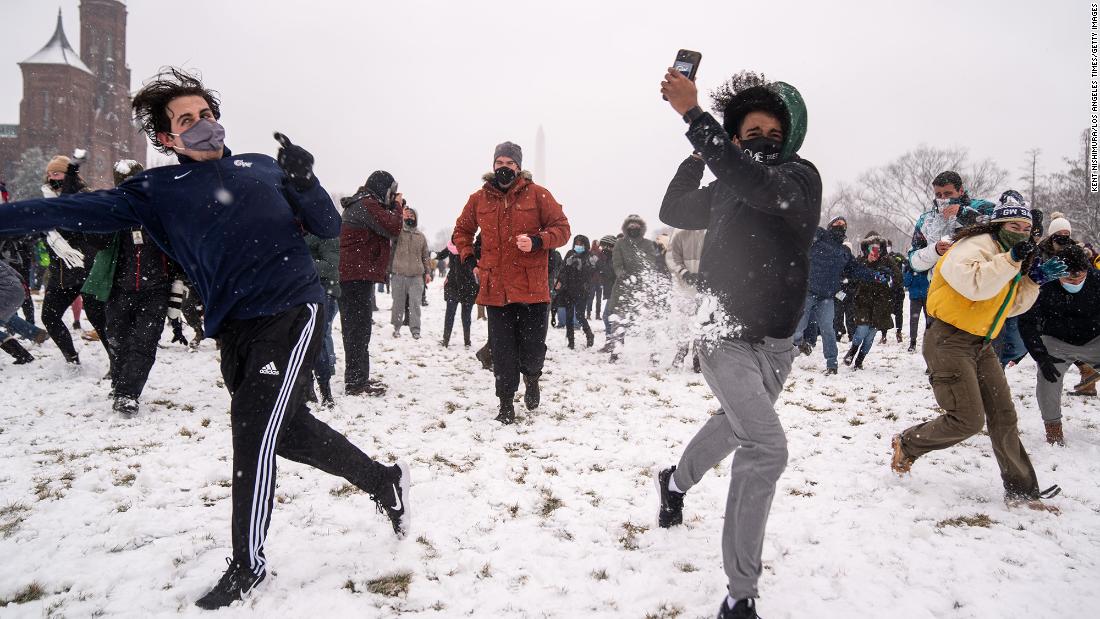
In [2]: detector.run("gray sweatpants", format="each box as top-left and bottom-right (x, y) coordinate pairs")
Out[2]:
(1036, 334), (1100, 422)
(390, 274), (424, 336)
(672, 336), (795, 600)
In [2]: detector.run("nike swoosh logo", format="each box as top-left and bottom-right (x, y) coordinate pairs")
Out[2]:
(174, 171), (192, 180)
(391, 483), (402, 511)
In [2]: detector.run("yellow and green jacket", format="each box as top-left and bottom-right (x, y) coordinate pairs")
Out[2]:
(927, 233), (1040, 340)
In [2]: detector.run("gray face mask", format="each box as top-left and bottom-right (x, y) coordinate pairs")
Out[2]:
(172, 119), (225, 152)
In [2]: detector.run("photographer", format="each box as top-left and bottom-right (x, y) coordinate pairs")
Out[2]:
(338, 171), (404, 396)
(653, 68), (820, 619)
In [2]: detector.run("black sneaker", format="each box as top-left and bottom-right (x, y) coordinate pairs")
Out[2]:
(495, 398), (516, 425)
(824, 367), (838, 375)
(717, 597), (759, 619)
(523, 374), (540, 410)
(797, 341), (813, 356)
(372, 461), (410, 538)
(113, 396), (139, 417)
(907, 343), (916, 353)
(195, 558), (266, 610)
(655, 466), (685, 528)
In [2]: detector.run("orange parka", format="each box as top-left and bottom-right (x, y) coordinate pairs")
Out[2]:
(452, 171), (570, 306)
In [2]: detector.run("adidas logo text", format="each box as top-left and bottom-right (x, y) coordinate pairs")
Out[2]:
(259, 362), (280, 376)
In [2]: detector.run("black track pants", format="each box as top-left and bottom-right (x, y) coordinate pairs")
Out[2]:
(107, 289), (168, 399)
(218, 303), (389, 576)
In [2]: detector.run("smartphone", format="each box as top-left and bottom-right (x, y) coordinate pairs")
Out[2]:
(673, 49), (702, 81)
(665, 49), (702, 101)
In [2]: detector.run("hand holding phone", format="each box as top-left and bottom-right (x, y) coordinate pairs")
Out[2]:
(661, 68), (700, 115)
(663, 49), (701, 102)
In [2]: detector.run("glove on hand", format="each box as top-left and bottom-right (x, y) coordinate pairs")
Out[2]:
(1037, 353), (1064, 383)
(682, 272), (700, 286)
(1010, 240), (1036, 263)
(1036, 257), (1069, 283)
(45, 230), (85, 269)
(274, 132), (316, 192)
(70, 148), (87, 166)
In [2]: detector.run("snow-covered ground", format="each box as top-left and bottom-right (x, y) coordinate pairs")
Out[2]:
(0, 285), (1097, 618)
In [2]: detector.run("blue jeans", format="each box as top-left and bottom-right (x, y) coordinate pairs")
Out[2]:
(1, 314), (42, 341)
(997, 316), (1026, 366)
(793, 293), (838, 369)
(850, 324), (877, 357)
(316, 294), (339, 382)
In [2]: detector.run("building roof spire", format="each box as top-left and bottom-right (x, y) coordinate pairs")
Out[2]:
(20, 8), (94, 75)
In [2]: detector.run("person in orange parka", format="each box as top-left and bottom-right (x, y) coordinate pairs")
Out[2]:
(452, 141), (570, 424)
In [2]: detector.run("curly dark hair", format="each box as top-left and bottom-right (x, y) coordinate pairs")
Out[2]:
(131, 67), (221, 155)
(708, 70), (768, 117)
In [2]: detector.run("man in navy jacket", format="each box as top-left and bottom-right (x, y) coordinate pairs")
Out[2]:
(0, 69), (409, 610)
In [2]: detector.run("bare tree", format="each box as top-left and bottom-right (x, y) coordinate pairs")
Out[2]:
(1045, 129), (1100, 243)
(3, 147), (48, 202)
(846, 145), (1007, 239)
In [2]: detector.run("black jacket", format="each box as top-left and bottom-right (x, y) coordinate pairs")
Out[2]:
(1019, 268), (1100, 355)
(660, 113), (822, 340)
(443, 249), (479, 304)
(557, 249), (595, 304)
(113, 228), (178, 293)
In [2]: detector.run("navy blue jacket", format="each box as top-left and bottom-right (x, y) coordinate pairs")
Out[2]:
(0, 148), (340, 336)
(806, 227), (876, 298)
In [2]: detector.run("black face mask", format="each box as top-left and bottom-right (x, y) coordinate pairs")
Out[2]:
(404, 219), (416, 228)
(739, 137), (783, 165)
(48, 179), (63, 191)
(626, 227), (643, 239)
(829, 226), (846, 242)
(494, 166), (517, 188)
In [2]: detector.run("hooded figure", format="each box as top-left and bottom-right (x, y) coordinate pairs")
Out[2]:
(605, 214), (662, 356)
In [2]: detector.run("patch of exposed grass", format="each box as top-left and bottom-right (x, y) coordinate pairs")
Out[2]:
(788, 488), (814, 497)
(644, 602), (683, 619)
(178, 427), (194, 438)
(200, 417), (211, 428)
(848, 417), (863, 426)
(329, 483), (359, 497)
(674, 562), (697, 573)
(538, 488), (563, 517)
(936, 513), (996, 529)
(619, 521), (649, 550)
(0, 582), (46, 607)
(477, 563), (492, 579)
(365, 570), (412, 597)
(591, 568), (609, 581)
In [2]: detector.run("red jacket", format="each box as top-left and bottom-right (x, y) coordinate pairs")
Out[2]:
(339, 195), (403, 283)
(453, 172), (570, 306)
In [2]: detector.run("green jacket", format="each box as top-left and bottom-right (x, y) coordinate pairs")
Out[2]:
(607, 236), (661, 317)
(306, 234), (341, 298)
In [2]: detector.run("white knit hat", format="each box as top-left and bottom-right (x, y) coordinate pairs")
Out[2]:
(1047, 216), (1071, 237)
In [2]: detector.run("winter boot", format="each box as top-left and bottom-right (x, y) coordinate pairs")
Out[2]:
(523, 374), (541, 410)
(371, 461), (410, 537)
(908, 340), (917, 353)
(304, 379), (318, 403)
(1072, 362), (1099, 396)
(195, 557), (267, 610)
(890, 435), (914, 475)
(824, 367), (838, 375)
(442, 326), (452, 348)
(585, 327), (595, 348)
(655, 466), (685, 528)
(692, 354), (701, 373)
(717, 597), (760, 619)
(878, 332), (887, 344)
(1044, 421), (1065, 446)
(495, 398), (516, 425)
(317, 378), (335, 409)
(896, 329), (902, 343)
(598, 341), (614, 354)
(797, 341), (813, 356)
(112, 396), (139, 418)
(475, 344), (493, 370)
(853, 352), (866, 370)
(32, 328), (49, 345)
(842, 344), (858, 366)
(1, 338), (35, 364)
(567, 331), (575, 349)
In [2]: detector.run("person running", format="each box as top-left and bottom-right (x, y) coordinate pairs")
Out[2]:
(0, 68), (410, 610)
(891, 192), (1063, 511)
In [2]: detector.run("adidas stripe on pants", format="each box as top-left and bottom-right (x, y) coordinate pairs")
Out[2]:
(218, 303), (389, 575)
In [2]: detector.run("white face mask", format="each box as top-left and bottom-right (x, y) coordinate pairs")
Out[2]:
(1061, 278), (1085, 294)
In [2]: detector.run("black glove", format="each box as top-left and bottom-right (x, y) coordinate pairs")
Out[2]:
(957, 193), (971, 208)
(682, 271), (700, 286)
(274, 132), (316, 192)
(1010, 240), (1036, 263)
(464, 256), (478, 270)
(1030, 208), (1045, 241)
(1037, 353), (1064, 383)
(170, 318), (189, 346)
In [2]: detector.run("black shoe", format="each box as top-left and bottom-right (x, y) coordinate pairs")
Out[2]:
(112, 396), (139, 417)
(523, 374), (540, 410)
(824, 367), (838, 375)
(2, 339), (35, 364)
(717, 597), (759, 619)
(692, 355), (701, 373)
(585, 330), (595, 348)
(842, 346), (856, 366)
(346, 382), (386, 397)
(195, 558), (266, 610)
(598, 342), (614, 354)
(475, 345), (493, 370)
(317, 379), (335, 409)
(797, 341), (813, 356)
(609, 353), (619, 364)
(372, 461), (410, 538)
(656, 466), (685, 528)
(854, 352), (866, 370)
(495, 398), (516, 425)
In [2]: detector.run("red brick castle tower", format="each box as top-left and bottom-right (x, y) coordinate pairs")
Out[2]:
(0, 1), (146, 191)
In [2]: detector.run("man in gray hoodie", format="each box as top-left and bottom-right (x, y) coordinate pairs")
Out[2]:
(390, 207), (431, 339)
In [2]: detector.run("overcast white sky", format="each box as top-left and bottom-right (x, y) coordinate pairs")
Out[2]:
(1, 0), (1089, 245)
